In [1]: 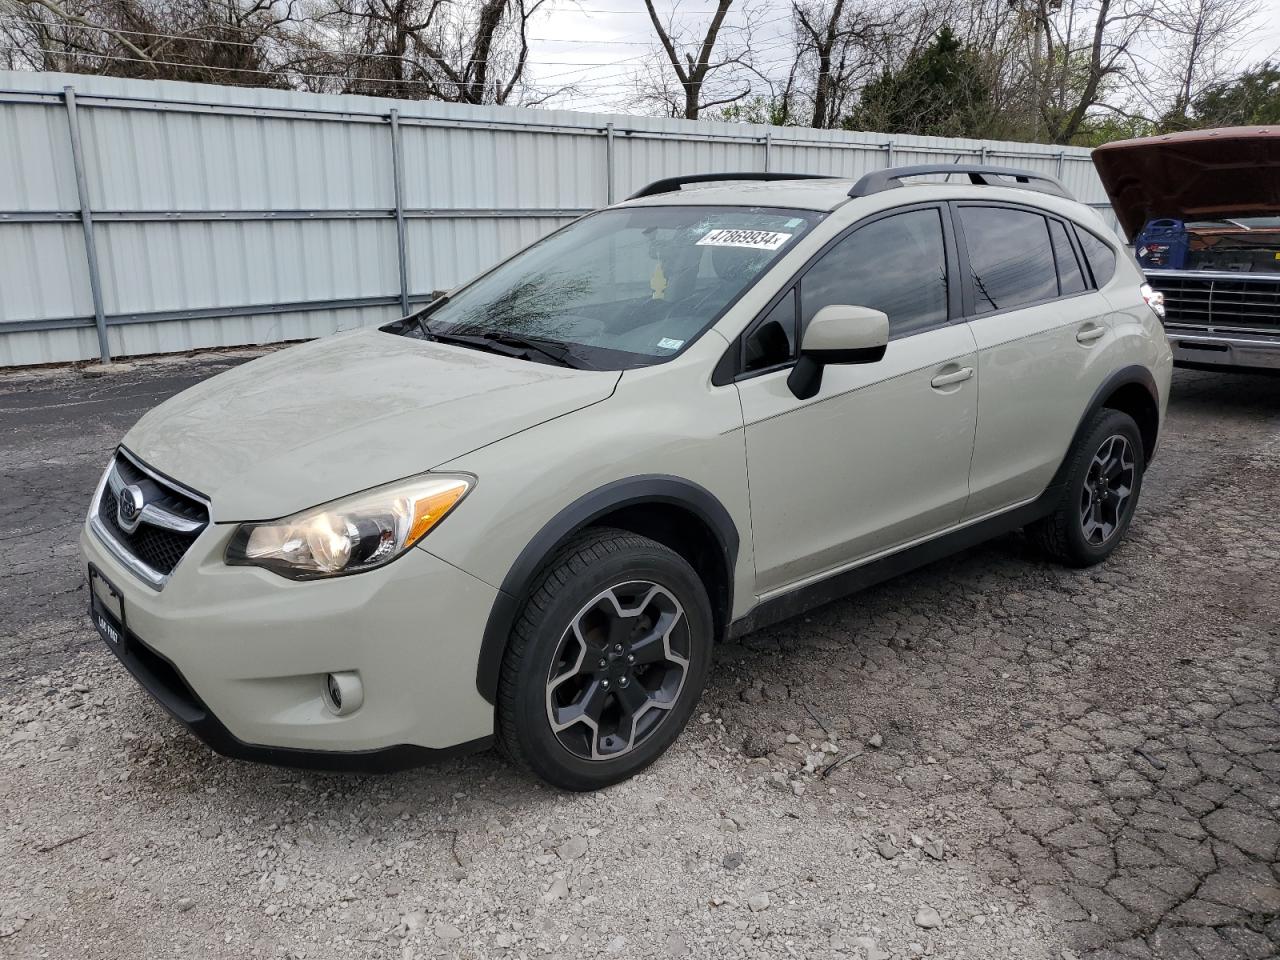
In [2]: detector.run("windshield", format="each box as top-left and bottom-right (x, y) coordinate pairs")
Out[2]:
(400, 206), (821, 369)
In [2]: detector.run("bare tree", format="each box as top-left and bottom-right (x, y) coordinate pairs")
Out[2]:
(640, 0), (761, 119)
(1149, 0), (1261, 123)
(1, 0), (297, 85)
(316, 0), (548, 103)
(791, 0), (900, 128)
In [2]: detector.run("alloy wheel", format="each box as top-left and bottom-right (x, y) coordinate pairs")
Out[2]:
(544, 581), (690, 761)
(1079, 434), (1135, 545)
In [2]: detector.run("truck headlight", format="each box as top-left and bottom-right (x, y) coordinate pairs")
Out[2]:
(225, 475), (472, 579)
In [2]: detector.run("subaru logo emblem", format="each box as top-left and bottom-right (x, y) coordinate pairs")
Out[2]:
(118, 484), (146, 532)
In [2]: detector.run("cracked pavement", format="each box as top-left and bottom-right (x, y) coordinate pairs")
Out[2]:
(1, 355), (1277, 960)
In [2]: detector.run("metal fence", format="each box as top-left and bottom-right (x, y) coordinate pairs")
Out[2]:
(0, 70), (1118, 367)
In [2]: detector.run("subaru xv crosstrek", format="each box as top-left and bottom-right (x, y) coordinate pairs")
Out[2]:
(81, 165), (1173, 790)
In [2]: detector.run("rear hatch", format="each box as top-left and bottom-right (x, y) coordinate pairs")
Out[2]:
(1093, 128), (1280, 333)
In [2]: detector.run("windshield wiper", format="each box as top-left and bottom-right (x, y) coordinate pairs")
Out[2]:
(422, 325), (589, 370)
(480, 331), (592, 369)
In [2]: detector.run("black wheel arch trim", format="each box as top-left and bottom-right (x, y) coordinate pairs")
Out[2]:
(1055, 363), (1160, 483)
(475, 475), (740, 705)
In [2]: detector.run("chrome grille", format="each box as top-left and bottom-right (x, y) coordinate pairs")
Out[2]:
(1148, 272), (1280, 333)
(89, 449), (210, 587)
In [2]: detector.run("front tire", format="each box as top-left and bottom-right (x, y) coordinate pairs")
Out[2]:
(496, 528), (714, 791)
(1027, 408), (1145, 567)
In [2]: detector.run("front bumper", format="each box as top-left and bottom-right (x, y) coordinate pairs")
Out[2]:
(1166, 329), (1280, 371)
(80, 519), (499, 768)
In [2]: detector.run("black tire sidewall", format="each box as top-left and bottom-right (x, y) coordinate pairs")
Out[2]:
(1062, 410), (1146, 563)
(511, 544), (714, 791)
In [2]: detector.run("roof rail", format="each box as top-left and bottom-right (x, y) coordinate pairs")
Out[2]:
(847, 164), (1073, 200)
(628, 172), (835, 200)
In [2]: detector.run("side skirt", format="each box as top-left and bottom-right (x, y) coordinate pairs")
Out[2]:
(727, 489), (1060, 639)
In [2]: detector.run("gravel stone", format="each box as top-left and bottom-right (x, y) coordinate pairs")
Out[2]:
(557, 836), (588, 860)
(915, 906), (943, 928)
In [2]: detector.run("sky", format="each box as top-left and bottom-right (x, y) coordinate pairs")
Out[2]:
(522, 0), (1280, 116)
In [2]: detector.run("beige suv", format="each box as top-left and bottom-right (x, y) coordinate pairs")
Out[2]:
(81, 165), (1173, 790)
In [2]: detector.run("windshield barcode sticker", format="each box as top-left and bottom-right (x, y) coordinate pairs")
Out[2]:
(697, 229), (793, 251)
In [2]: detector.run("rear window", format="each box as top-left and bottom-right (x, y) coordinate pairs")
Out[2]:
(1076, 228), (1117, 288)
(958, 206), (1057, 313)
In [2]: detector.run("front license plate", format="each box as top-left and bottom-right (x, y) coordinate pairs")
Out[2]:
(88, 564), (126, 650)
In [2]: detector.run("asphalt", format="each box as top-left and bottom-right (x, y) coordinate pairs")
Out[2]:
(0, 352), (1277, 960)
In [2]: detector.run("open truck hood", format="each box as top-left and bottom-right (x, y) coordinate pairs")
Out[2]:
(1092, 127), (1280, 238)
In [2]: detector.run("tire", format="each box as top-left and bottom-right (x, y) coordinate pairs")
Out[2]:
(1027, 408), (1146, 567)
(496, 527), (714, 791)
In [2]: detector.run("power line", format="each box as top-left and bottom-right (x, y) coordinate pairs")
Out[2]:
(0, 11), (801, 88)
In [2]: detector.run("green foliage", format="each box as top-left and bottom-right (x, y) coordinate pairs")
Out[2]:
(1069, 114), (1157, 147)
(707, 96), (797, 126)
(844, 26), (992, 138)
(1181, 61), (1280, 128)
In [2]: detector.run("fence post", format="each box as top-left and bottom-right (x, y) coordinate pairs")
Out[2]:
(763, 130), (771, 172)
(62, 85), (110, 364)
(979, 145), (988, 165)
(388, 109), (410, 317)
(1056, 150), (1066, 179)
(605, 122), (616, 205)
(884, 140), (895, 168)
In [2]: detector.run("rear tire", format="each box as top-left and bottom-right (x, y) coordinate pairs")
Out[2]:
(1027, 408), (1145, 567)
(496, 527), (714, 791)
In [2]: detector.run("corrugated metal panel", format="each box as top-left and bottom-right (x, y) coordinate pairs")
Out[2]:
(0, 69), (1119, 366)
(94, 219), (399, 311)
(0, 221), (92, 320)
(0, 99), (78, 210)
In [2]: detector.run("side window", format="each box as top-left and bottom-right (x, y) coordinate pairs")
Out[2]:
(800, 208), (948, 338)
(1049, 219), (1088, 295)
(1075, 227), (1118, 288)
(743, 288), (797, 372)
(958, 207), (1057, 313)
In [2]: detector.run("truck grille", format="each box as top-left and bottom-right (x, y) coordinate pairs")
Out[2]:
(91, 449), (210, 586)
(1148, 273), (1280, 333)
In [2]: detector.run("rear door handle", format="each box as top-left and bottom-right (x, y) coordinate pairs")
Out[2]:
(931, 366), (974, 388)
(1076, 324), (1106, 344)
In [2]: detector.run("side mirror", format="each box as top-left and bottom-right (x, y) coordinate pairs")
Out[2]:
(788, 305), (889, 399)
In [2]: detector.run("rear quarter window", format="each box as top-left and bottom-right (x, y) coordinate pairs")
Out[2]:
(1075, 227), (1118, 288)
(957, 206), (1057, 314)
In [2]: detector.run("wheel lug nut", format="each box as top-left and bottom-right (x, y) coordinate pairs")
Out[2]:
(613, 643), (623, 653)
(627, 654), (635, 664)
(601, 679), (610, 689)
(598, 658), (607, 669)
(619, 677), (629, 687)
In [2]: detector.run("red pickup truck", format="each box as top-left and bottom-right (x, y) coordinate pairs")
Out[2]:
(1094, 127), (1280, 372)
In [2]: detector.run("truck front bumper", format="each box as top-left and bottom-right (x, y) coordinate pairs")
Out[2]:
(1167, 329), (1280, 372)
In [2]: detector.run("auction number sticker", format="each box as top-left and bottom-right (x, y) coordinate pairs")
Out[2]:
(697, 229), (793, 251)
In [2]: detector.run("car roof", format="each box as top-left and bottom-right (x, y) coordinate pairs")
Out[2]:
(620, 179), (857, 212)
(618, 177), (1106, 227)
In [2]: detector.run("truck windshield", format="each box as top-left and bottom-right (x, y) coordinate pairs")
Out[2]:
(403, 205), (821, 369)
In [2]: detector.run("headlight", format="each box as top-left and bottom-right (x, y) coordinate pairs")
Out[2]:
(1140, 283), (1165, 320)
(225, 474), (472, 579)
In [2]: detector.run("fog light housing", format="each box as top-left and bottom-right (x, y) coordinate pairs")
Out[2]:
(323, 671), (363, 717)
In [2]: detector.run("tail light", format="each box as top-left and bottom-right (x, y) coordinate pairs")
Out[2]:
(1140, 283), (1165, 320)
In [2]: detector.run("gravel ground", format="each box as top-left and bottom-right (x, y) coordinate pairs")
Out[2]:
(1, 354), (1277, 960)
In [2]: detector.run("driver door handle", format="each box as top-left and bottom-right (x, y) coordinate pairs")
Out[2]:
(931, 366), (974, 388)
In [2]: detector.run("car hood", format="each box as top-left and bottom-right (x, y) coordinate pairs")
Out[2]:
(1092, 127), (1280, 238)
(123, 329), (621, 521)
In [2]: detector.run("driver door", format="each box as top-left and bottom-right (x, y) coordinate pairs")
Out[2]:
(732, 205), (979, 595)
